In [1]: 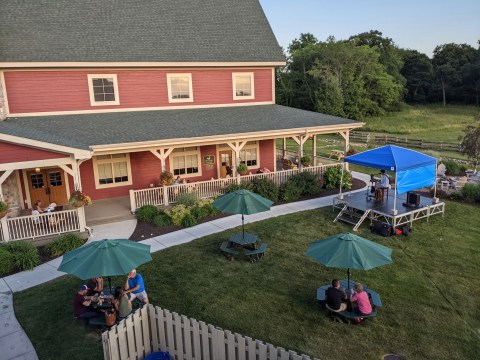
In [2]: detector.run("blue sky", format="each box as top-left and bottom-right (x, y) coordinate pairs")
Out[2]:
(259, 0), (479, 57)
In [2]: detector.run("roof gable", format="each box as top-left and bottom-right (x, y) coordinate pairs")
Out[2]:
(0, 0), (285, 63)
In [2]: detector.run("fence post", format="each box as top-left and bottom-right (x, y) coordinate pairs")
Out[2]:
(0, 216), (10, 241)
(162, 186), (169, 206)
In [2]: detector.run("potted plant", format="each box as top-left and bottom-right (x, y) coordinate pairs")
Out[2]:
(0, 200), (10, 218)
(301, 155), (311, 167)
(237, 163), (249, 175)
(159, 171), (174, 186)
(69, 190), (92, 207)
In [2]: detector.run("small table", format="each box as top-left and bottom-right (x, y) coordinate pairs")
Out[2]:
(229, 232), (259, 247)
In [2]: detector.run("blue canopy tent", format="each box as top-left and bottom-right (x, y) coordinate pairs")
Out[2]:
(342, 145), (437, 213)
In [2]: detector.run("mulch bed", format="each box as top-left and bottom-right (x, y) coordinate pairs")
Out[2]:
(128, 178), (365, 242)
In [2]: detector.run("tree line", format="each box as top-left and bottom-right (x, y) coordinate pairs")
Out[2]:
(276, 31), (480, 120)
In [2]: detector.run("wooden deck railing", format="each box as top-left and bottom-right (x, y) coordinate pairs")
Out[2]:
(102, 304), (317, 360)
(129, 164), (339, 212)
(3, 209), (80, 241)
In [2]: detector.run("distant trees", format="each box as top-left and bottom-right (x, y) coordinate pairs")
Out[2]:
(276, 31), (480, 116)
(460, 115), (480, 169)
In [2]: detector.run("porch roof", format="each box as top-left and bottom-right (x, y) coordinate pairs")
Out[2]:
(0, 105), (362, 151)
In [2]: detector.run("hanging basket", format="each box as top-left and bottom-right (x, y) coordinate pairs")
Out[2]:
(73, 201), (85, 208)
(0, 209), (8, 219)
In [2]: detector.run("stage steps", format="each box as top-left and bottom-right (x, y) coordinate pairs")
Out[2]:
(334, 205), (371, 231)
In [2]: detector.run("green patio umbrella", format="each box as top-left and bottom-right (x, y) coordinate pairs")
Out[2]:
(58, 239), (152, 293)
(305, 233), (392, 293)
(212, 189), (273, 238)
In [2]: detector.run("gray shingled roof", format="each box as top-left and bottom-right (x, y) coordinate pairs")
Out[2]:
(0, 0), (284, 63)
(0, 105), (360, 150)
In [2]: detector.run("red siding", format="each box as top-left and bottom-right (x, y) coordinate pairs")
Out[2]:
(5, 68), (273, 114)
(0, 141), (69, 163)
(259, 140), (275, 172)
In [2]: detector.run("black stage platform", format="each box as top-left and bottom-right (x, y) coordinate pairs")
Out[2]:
(333, 189), (445, 230)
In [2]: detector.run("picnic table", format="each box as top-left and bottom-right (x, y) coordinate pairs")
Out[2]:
(329, 149), (345, 160)
(316, 279), (382, 308)
(221, 233), (267, 261)
(229, 232), (259, 247)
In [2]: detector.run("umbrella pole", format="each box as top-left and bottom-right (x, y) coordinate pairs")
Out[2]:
(108, 277), (112, 295)
(242, 213), (245, 238)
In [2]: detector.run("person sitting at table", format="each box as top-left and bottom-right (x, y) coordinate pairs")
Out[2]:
(349, 283), (372, 317)
(33, 200), (44, 213)
(74, 285), (98, 321)
(379, 170), (391, 190)
(113, 286), (132, 322)
(86, 277), (104, 296)
(325, 279), (347, 312)
(124, 269), (149, 304)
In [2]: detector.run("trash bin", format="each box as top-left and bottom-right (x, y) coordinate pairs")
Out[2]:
(145, 351), (171, 360)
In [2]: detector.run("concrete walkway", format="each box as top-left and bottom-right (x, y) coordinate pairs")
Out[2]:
(0, 172), (370, 359)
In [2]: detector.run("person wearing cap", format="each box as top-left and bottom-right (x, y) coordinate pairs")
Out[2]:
(124, 269), (149, 304)
(74, 285), (98, 320)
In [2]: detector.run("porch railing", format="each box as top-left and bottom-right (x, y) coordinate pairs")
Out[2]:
(3, 209), (80, 241)
(129, 164), (339, 212)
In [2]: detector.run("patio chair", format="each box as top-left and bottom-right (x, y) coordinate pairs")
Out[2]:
(31, 210), (42, 225)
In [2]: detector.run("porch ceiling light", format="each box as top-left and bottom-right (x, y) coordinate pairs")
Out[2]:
(35, 167), (41, 173)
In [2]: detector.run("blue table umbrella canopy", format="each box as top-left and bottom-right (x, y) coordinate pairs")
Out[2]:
(58, 239), (152, 293)
(212, 189), (273, 238)
(305, 233), (392, 293)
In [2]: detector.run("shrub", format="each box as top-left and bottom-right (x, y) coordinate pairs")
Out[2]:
(224, 182), (254, 193)
(190, 205), (210, 220)
(460, 183), (480, 203)
(301, 155), (311, 166)
(0, 200), (9, 212)
(346, 147), (357, 156)
(0, 247), (14, 276)
(323, 165), (352, 189)
(153, 213), (172, 227)
(203, 203), (221, 217)
(252, 178), (279, 202)
(442, 160), (461, 176)
(176, 192), (198, 207)
(279, 180), (302, 202)
(45, 233), (85, 258)
(3, 241), (40, 271)
(237, 163), (248, 173)
(137, 205), (159, 223)
(165, 204), (191, 226)
(181, 213), (197, 227)
(289, 172), (322, 196)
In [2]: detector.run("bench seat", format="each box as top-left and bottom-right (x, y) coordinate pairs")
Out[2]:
(88, 315), (106, 327)
(244, 243), (268, 262)
(220, 241), (239, 260)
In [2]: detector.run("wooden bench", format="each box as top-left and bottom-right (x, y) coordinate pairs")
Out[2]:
(244, 243), (268, 262)
(220, 241), (239, 260)
(88, 315), (106, 327)
(337, 310), (377, 324)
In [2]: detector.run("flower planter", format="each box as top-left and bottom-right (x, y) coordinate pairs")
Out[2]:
(239, 170), (249, 176)
(0, 210), (8, 219)
(73, 201), (85, 208)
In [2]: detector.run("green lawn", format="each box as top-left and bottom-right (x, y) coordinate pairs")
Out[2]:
(14, 201), (480, 360)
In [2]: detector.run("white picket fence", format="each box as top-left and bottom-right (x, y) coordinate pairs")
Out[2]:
(129, 164), (338, 212)
(102, 304), (318, 360)
(1, 209), (80, 241)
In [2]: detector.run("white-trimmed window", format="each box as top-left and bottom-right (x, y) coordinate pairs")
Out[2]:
(87, 74), (120, 106)
(93, 153), (132, 189)
(167, 73), (193, 103)
(170, 147), (201, 177)
(232, 72), (254, 100)
(239, 141), (259, 168)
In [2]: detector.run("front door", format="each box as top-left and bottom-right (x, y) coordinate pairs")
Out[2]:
(219, 150), (233, 178)
(26, 168), (68, 207)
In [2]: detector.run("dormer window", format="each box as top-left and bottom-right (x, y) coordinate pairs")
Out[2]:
(232, 72), (254, 100)
(167, 73), (193, 103)
(87, 74), (120, 106)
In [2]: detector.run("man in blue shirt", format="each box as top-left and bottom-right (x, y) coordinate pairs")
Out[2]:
(124, 269), (149, 304)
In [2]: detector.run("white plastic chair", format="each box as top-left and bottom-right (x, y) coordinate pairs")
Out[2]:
(31, 210), (42, 225)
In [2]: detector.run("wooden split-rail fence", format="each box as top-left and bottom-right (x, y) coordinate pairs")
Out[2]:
(102, 304), (318, 360)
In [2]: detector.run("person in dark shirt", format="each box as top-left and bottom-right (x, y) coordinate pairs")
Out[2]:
(74, 285), (98, 320)
(86, 277), (104, 296)
(325, 279), (347, 312)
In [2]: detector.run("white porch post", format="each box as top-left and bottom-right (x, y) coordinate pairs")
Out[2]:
(338, 130), (350, 170)
(283, 137), (287, 159)
(312, 135), (317, 165)
(60, 160), (87, 232)
(0, 216), (10, 241)
(227, 141), (247, 179)
(150, 148), (174, 173)
(291, 134), (309, 170)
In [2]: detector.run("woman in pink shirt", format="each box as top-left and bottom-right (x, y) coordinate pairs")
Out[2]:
(350, 283), (372, 315)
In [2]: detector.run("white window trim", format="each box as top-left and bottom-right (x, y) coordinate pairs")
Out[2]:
(169, 147), (202, 178)
(166, 73), (194, 103)
(92, 153), (133, 189)
(239, 141), (260, 169)
(87, 74), (120, 106)
(232, 72), (255, 100)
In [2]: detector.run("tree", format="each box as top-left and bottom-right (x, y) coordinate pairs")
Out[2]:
(400, 49), (433, 103)
(460, 115), (480, 170)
